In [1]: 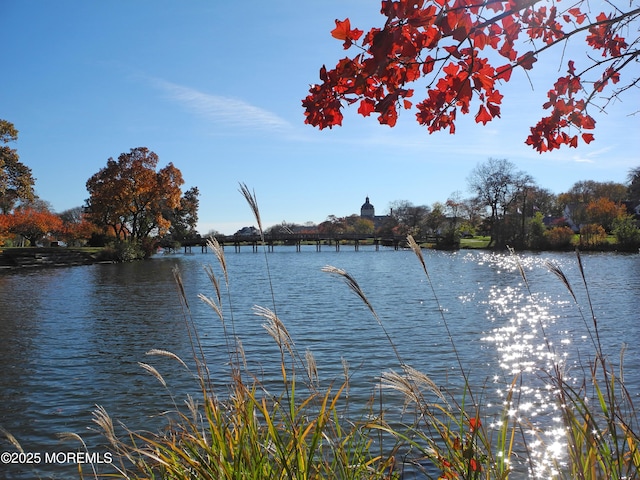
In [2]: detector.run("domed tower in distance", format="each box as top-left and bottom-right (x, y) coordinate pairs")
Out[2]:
(360, 196), (375, 219)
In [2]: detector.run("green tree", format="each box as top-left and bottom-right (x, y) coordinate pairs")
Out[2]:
(528, 211), (548, 249)
(613, 215), (640, 248)
(0, 120), (36, 213)
(166, 186), (200, 242)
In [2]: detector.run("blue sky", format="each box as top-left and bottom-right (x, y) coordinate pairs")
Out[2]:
(3, 1), (639, 234)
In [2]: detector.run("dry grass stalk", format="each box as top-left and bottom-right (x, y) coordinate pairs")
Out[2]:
(0, 424), (23, 453)
(254, 305), (293, 354)
(198, 292), (223, 320)
(544, 259), (577, 303)
(207, 236), (228, 286)
(203, 264), (222, 305)
(305, 349), (319, 386)
(146, 349), (190, 371)
(138, 362), (167, 388)
(381, 366), (447, 407)
(238, 182), (263, 234)
(93, 405), (118, 449)
(321, 264), (404, 366)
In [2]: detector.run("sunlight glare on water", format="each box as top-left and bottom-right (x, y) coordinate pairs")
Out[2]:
(472, 251), (598, 478)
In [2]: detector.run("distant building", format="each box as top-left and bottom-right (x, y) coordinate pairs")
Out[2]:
(234, 226), (259, 236)
(360, 196), (375, 219)
(359, 196), (392, 230)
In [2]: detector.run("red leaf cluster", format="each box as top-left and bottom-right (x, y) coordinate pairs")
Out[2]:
(303, 0), (637, 152)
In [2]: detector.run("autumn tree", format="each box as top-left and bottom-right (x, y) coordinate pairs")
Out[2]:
(85, 147), (187, 246)
(5, 203), (63, 247)
(584, 196), (626, 232)
(0, 119), (36, 213)
(303, 0), (639, 152)
(557, 179), (628, 228)
(317, 214), (374, 235)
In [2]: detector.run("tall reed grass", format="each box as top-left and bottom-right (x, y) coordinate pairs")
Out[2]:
(65, 183), (637, 479)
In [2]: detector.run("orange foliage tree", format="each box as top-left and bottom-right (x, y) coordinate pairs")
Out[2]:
(302, 0), (639, 152)
(584, 196), (626, 232)
(0, 212), (10, 246)
(4, 206), (63, 246)
(85, 147), (185, 243)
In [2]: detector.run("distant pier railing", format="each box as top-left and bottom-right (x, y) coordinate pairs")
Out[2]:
(162, 233), (416, 253)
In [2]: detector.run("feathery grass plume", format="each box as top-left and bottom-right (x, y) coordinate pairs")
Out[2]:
(544, 259), (577, 303)
(93, 405), (118, 449)
(201, 240), (242, 374)
(406, 235), (473, 403)
(321, 265), (403, 367)
(202, 264), (222, 306)
(305, 349), (319, 387)
(238, 182), (263, 235)
(207, 236), (228, 287)
(238, 183), (279, 322)
(381, 366), (447, 407)
(507, 245), (532, 296)
(146, 349), (190, 372)
(254, 305), (294, 355)
(138, 362), (167, 387)
(544, 257), (600, 352)
(407, 234), (427, 275)
(57, 432), (102, 479)
(173, 265), (212, 389)
(340, 358), (352, 402)
(0, 424), (23, 453)
(575, 249), (601, 349)
(198, 292), (223, 320)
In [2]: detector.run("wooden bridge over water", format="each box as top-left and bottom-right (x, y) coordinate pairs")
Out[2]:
(166, 233), (416, 253)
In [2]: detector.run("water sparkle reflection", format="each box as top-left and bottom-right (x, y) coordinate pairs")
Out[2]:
(475, 252), (585, 478)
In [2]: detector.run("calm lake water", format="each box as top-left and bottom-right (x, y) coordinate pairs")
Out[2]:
(1, 246), (638, 479)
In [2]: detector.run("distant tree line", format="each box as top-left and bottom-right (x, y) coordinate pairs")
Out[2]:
(271, 158), (640, 251)
(2, 117), (639, 254)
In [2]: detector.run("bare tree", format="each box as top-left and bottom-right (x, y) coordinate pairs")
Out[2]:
(467, 158), (534, 248)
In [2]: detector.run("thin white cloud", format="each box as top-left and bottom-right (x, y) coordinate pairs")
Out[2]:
(152, 78), (293, 134)
(569, 145), (614, 164)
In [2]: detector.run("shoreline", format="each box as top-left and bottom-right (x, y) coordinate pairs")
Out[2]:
(0, 247), (113, 271)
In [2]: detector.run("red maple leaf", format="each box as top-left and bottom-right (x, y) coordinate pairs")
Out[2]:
(331, 18), (364, 49)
